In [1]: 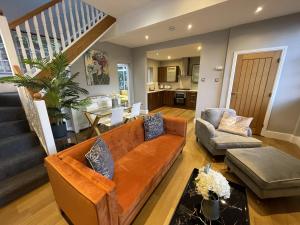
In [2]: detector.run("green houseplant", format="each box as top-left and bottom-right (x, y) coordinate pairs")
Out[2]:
(0, 53), (90, 138)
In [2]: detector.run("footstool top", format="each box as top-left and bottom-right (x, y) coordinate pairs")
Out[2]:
(226, 146), (300, 189)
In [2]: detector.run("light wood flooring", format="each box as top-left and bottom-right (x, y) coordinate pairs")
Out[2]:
(1, 107), (300, 225)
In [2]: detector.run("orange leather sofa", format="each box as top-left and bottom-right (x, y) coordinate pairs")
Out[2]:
(45, 116), (187, 225)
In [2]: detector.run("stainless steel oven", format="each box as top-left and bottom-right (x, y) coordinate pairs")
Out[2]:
(175, 91), (186, 105)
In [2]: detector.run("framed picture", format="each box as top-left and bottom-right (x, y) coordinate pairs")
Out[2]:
(84, 49), (110, 85)
(192, 64), (200, 83)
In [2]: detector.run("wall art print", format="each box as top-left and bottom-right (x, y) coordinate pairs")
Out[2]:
(84, 49), (110, 85)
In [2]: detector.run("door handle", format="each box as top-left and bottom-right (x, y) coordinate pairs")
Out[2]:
(231, 92), (239, 96)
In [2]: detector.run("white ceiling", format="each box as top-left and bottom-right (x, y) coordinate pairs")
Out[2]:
(147, 43), (201, 61)
(82, 0), (154, 17)
(100, 0), (300, 48)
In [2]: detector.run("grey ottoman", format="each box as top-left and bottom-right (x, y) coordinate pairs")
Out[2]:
(225, 146), (300, 199)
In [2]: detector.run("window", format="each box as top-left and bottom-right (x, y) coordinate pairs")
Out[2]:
(117, 64), (129, 90)
(0, 36), (12, 75)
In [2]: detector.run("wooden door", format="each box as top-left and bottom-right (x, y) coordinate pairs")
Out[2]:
(230, 50), (281, 134)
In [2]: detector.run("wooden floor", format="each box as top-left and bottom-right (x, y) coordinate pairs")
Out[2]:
(1, 107), (300, 225)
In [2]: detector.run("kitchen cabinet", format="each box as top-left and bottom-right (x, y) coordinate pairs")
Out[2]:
(157, 66), (180, 82)
(186, 91), (197, 109)
(148, 90), (197, 111)
(158, 67), (167, 82)
(163, 91), (175, 106)
(148, 91), (164, 111)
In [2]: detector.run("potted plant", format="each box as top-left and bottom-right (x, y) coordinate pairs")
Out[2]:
(0, 53), (90, 138)
(195, 164), (231, 220)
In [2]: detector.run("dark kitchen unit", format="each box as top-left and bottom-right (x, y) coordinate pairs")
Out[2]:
(148, 90), (197, 111)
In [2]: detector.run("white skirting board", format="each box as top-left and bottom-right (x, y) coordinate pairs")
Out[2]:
(261, 129), (300, 147)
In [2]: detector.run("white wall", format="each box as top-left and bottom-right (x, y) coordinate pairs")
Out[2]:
(220, 13), (300, 135)
(70, 41), (133, 98)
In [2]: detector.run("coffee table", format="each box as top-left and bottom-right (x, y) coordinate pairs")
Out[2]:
(169, 168), (250, 225)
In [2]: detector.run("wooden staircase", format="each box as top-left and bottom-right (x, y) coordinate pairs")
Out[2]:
(0, 0), (115, 206)
(6, 0), (116, 78)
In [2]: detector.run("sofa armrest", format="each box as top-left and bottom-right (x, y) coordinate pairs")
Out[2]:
(45, 156), (118, 225)
(195, 118), (216, 139)
(163, 116), (187, 137)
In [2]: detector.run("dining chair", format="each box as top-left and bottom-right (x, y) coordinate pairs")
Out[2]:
(124, 102), (141, 121)
(101, 107), (125, 128)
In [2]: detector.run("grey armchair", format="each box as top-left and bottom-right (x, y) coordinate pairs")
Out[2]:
(195, 108), (262, 156)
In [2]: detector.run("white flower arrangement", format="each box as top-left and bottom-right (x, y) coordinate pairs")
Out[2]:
(195, 164), (231, 200)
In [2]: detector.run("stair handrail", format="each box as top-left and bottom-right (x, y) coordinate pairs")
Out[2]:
(9, 0), (62, 29)
(8, 0), (107, 77)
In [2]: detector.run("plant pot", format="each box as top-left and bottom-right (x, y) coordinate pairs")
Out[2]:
(51, 122), (67, 139)
(201, 196), (220, 221)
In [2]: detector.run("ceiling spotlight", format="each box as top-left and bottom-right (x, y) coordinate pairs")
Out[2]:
(145, 35), (149, 40)
(255, 6), (263, 14)
(197, 46), (202, 51)
(167, 56), (171, 59)
(187, 24), (192, 30)
(156, 52), (159, 56)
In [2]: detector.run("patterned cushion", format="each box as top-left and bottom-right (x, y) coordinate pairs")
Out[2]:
(218, 111), (253, 137)
(144, 113), (164, 140)
(85, 138), (114, 179)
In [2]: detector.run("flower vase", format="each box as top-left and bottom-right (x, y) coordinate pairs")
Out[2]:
(201, 196), (220, 221)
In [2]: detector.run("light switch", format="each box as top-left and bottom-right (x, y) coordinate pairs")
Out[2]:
(215, 78), (220, 82)
(201, 78), (206, 82)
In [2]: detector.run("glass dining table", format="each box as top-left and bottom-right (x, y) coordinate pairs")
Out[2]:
(83, 105), (132, 138)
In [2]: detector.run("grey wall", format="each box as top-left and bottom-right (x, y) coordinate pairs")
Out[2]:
(132, 50), (147, 108)
(70, 41), (133, 98)
(220, 13), (300, 135)
(132, 30), (229, 111)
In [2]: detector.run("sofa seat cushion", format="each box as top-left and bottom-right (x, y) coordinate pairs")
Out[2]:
(114, 134), (185, 223)
(211, 131), (261, 150)
(226, 147), (300, 190)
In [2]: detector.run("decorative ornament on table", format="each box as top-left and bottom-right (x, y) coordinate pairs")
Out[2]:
(195, 163), (231, 221)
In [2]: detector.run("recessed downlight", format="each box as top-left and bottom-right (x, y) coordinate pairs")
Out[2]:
(145, 35), (149, 40)
(167, 56), (171, 59)
(156, 52), (159, 56)
(255, 6), (263, 14)
(187, 24), (192, 30)
(197, 46), (202, 51)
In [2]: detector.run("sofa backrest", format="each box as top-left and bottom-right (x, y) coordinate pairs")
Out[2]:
(101, 118), (145, 161)
(201, 108), (236, 128)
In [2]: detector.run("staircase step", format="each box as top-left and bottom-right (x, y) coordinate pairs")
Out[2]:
(0, 146), (46, 181)
(0, 164), (48, 207)
(0, 120), (30, 139)
(0, 106), (26, 122)
(0, 92), (21, 107)
(0, 133), (39, 158)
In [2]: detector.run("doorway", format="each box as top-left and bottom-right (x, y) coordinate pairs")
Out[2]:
(227, 50), (283, 135)
(117, 64), (130, 105)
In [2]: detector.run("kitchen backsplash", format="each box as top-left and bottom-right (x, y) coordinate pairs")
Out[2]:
(147, 76), (198, 91)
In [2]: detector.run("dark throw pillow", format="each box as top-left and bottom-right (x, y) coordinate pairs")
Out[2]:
(85, 138), (114, 179)
(144, 112), (164, 141)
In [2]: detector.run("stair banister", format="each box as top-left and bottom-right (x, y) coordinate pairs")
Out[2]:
(0, 0), (116, 155)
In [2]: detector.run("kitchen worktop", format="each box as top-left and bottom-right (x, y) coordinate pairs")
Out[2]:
(147, 89), (197, 93)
